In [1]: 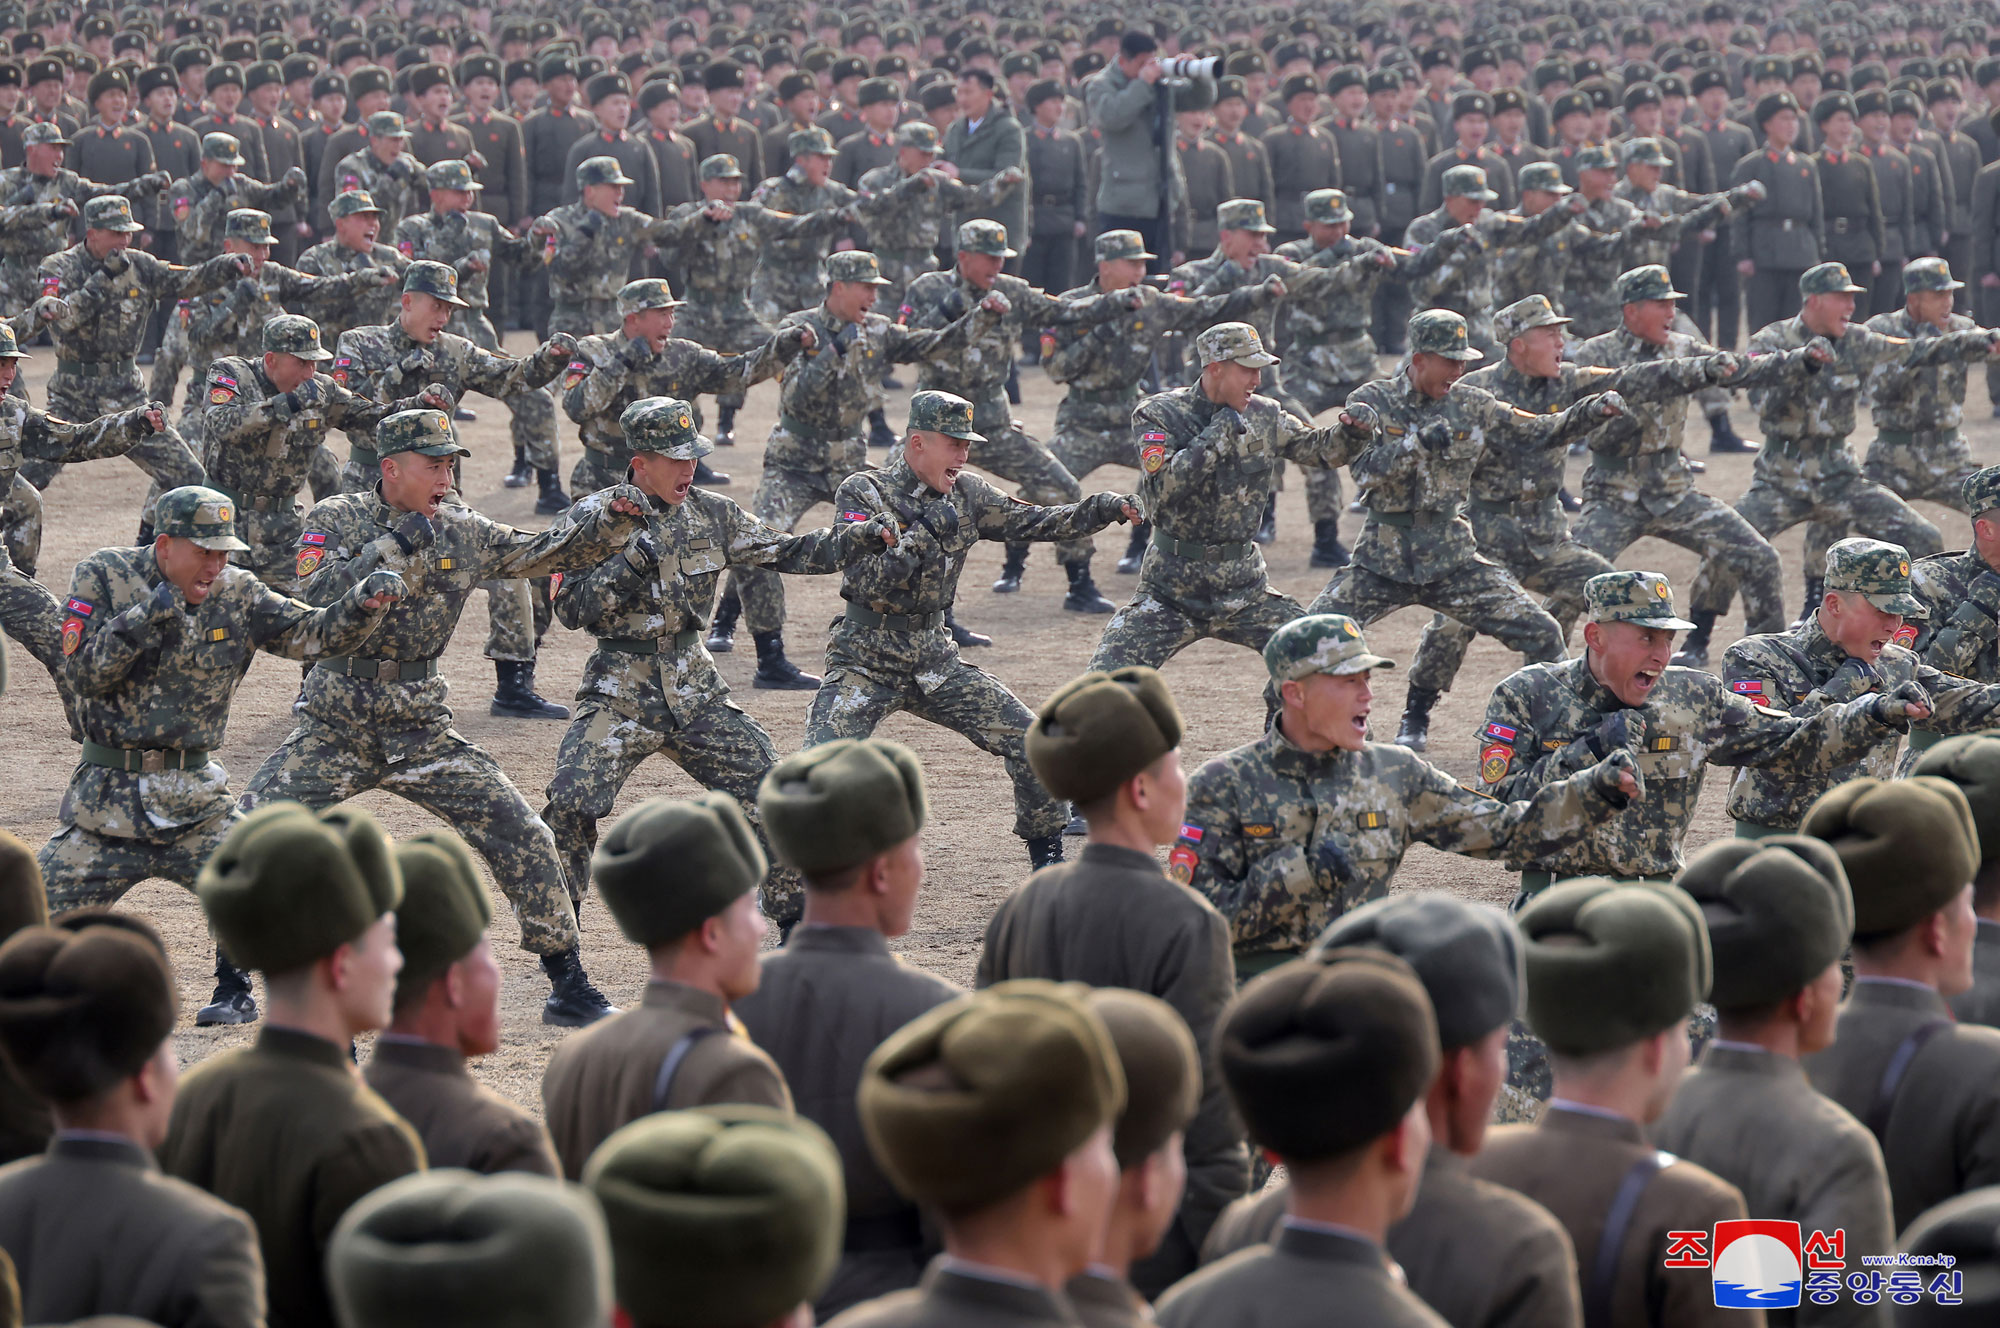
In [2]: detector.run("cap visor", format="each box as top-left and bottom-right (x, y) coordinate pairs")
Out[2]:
(944, 427), (987, 442)
(1865, 592), (1928, 617)
(407, 442), (473, 458)
(1333, 654), (1398, 673)
(1439, 346), (1485, 362)
(190, 534), (252, 552)
(1627, 613), (1698, 630)
(433, 292), (471, 308)
(296, 347), (336, 361)
(0, 350), (28, 360)
(1232, 350), (1281, 368)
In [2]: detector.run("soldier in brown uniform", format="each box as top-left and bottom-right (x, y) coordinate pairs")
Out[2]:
(191, 63), (269, 182)
(364, 830), (559, 1178)
(541, 794), (792, 1180)
(978, 667), (1244, 1291)
(1908, 736), (2000, 1028)
(0, 835), (50, 1167)
(734, 738), (959, 1319)
(245, 62), (306, 265)
(453, 55), (527, 331)
(1261, 74), (1340, 246)
(64, 67), (153, 195)
(0, 911), (265, 1328)
(1471, 879), (1757, 1328)
(1652, 837), (1898, 1325)
(1154, 951), (1449, 1328)
(1176, 85), (1234, 262)
(684, 60), (764, 187)
(1201, 894), (1586, 1328)
(1209, 78), (1273, 219)
(1800, 777), (2000, 1230)
(159, 802), (425, 1328)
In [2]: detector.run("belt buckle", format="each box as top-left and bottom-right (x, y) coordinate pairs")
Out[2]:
(140, 750), (167, 774)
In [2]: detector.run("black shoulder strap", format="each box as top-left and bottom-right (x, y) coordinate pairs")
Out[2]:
(651, 1025), (724, 1112)
(1865, 1018), (1951, 1145)
(1585, 1152), (1669, 1328)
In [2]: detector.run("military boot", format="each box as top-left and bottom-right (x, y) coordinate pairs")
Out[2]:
(947, 609), (992, 647)
(534, 469), (570, 514)
(1254, 494), (1277, 545)
(1791, 576), (1824, 630)
(993, 543), (1028, 593)
(1558, 487), (1582, 513)
(195, 951), (258, 1026)
(541, 946), (617, 1026)
(868, 407), (898, 449)
(491, 659), (570, 719)
(714, 402), (737, 446)
(752, 630), (821, 689)
(1027, 833), (1066, 869)
(1672, 611), (1716, 670)
(1396, 686), (1438, 753)
(504, 445), (533, 487)
(1005, 362), (1021, 405)
(1309, 519), (1350, 568)
(136, 518), (154, 545)
(1062, 556), (1116, 613)
(707, 588), (741, 652)
(1708, 410), (1759, 454)
(694, 458), (730, 487)
(1117, 521), (1151, 573)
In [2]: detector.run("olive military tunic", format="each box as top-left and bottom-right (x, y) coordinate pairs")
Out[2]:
(1952, 919), (2000, 1028)
(1158, 1223), (1449, 1328)
(362, 1037), (559, 1178)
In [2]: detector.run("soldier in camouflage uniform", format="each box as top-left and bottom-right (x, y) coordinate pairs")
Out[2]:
(202, 314), (449, 590)
(1723, 538), (2000, 836)
(1481, 570), (1931, 1114)
(1494, 161), (1630, 310)
(1088, 324), (1370, 673)
(1405, 164), (1592, 359)
(533, 155), (701, 340)
(240, 408), (648, 1027)
(1307, 309), (1628, 675)
(807, 390), (1140, 869)
(398, 159), (563, 513)
(541, 396), (893, 928)
(24, 196), (248, 535)
(902, 218), (1141, 614)
(333, 262), (581, 719)
(41, 484), (403, 1024)
(710, 250), (1003, 687)
(328, 111), (421, 238)
(560, 278), (808, 496)
(1908, 468), (2000, 738)
(297, 190), (410, 347)
(1685, 262), (2000, 657)
(0, 120), (168, 310)
(1177, 613), (1639, 979)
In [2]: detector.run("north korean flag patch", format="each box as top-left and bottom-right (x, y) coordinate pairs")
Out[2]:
(301, 531), (326, 545)
(1178, 823), (1204, 843)
(1730, 679), (1764, 695)
(1892, 623), (1919, 648)
(839, 510), (871, 523)
(39, 274), (59, 296)
(1482, 721), (1517, 745)
(397, 238), (415, 255)
(65, 598), (93, 616)
(332, 356), (350, 386)
(562, 359), (588, 390)
(1166, 844), (1199, 885)
(1480, 743), (1513, 783)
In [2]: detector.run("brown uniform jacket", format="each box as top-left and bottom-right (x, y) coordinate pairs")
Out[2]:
(542, 977), (792, 1180)
(1158, 1224), (1448, 1328)
(254, 113), (305, 234)
(456, 111), (528, 226)
(1066, 1272), (1149, 1328)
(1653, 1043), (1894, 1328)
(734, 926), (960, 1319)
(158, 1026), (425, 1328)
(363, 1037), (558, 1178)
(977, 842), (1247, 1283)
(1950, 919), (2000, 1029)
(1471, 1105), (1757, 1328)
(1207, 128), (1274, 214)
(684, 112), (765, 187)
(824, 1260), (1081, 1328)
(0, 1134), (265, 1328)
(192, 112), (270, 181)
(1803, 977), (2000, 1231)
(1202, 1148), (1583, 1328)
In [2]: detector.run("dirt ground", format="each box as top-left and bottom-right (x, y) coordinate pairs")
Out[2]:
(2, 331), (1988, 1112)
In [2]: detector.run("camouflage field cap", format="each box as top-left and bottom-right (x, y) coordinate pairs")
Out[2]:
(1094, 229), (1156, 263)
(895, 121), (942, 152)
(1407, 309), (1484, 361)
(1516, 161), (1573, 194)
(1824, 537), (1925, 616)
(83, 194), (144, 232)
(1216, 197), (1277, 232)
(826, 250), (892, 285)
(21, 121), (66, 147)
(1904, 256), (1964, 293)
(155, 485), (250, 551)
(956, 218), (1017, 257)
(365, 110), (409, 138)
(617, 278), (684, 315)
(1801, 261), (1867, 296)
(580, 155), (637, 187)
(1966, 466), (2000, 517)
(1616, 264), (1684, 303)
(263, 313), (333, 361)
(1585, 570), (1697, 629)
(200, 131), (246, 164)
(1195, 321), (1280, 368)
(0, 324), (27, 359)
(224, 208), (275, 245)
(1618, 136), (1673, 166)
(907, 389), (985, 441)
(1494, 294), (1571, 342)
(697, 153), (743, 181)
(1575, 144), (1619, 172)
(621, 396), (712, 459)
(329, 189), (384, 218)
(424, 159), (482, 192)
(1303, 188), (1354, 224)
(788, 125), (837, 156)
(1441, 164), (1497, 200)
(1262, 614), (1398, 682)
(376, 408), (471, 459)
(403, 260), (470, 308)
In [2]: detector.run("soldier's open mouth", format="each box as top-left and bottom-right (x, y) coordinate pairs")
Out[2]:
(673, 480), (692, 499)
(943, 467), (961, 484)
(1633, 668), (1661, 693)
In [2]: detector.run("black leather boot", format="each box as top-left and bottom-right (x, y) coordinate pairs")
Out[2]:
(947, 609), (992, 647)
(714, 403), (736, 446)
(505, 445), (533, 487)
(752, 630), (821, 690)
(868, 407), (898, 448)
(491, 659), (570, 718)
(534, 468), (570, 514)
(1117, 521), (1150, 573)
(1062, 556), (1115, 613)
(195, 950), (257, 1026)
(1673, 611), (1716, 669)
(1309, 519), (1350, 568)
(1027, 833), (1065, 868)
(993, 543), (1027, 593)
(1396, 685), (1438, 752)
(707, 588), (740, 652)
(694, 458), (730, 486)
(541, 946), (616, 1026)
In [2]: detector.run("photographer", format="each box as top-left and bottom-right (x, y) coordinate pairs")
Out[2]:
(1086, 30), (1199, 271)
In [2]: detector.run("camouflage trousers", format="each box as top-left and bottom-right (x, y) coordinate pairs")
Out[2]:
(455, 308), (559, 473)
(1286, 351), (1369, 524)
(1800, 428), (1975, 585)
(677, 299), (774, 412)
(1573, 485), (1787, 634)
(1500, 1004), (1718, 1124)
(1047, 394), (1140, 483)
(38, 809), (241, 912)
(1688, 452), (1943, 620)
(872, 249), (935, 330)
(308, 444), (342, 501)
(0, 556), (64, 684)
(1406, 538), (1613, 696)
(967, 401), (1088, 564)
(0, 257), (42, 314)
(805, 638), (1068, 841)
(1089, 561), (1306, 671)
(23, 368), (207, 527)
(1309, 558), (1567, 664)
(731, 451), (860, 636)
(241, 722), (580, 955)
(750, 268), (827, 327)
(569, 446), (629, 500)
(222, 504), (309, 593)
(4, 474), (41, 575)
(548, 300), (617, 339)
(540, 693), (803, 926)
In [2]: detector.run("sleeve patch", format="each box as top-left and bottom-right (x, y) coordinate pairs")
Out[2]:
(1178, 823), (1204, 842)
(1480, 743), (1513, 783)
(295, 547), (325, 578)
(838, 510), (871, 522)
(300, 531), (326, 545)
(1242, 823), (1274, 837)
(1482, 721), (1517, 743)
(1891, 624), (1919, 648)
(209, 387), (235, 403)
(1140, 442), (1167, 473)
(1140, 431), (1169, 442)
(1166, 844), (1198, 885)
(60, 616), (83, 655)
(1730, 678), (1764, 695)
(64, 598), (93, 616)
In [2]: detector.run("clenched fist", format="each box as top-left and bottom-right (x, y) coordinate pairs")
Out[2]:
(358, 569), (406, 608)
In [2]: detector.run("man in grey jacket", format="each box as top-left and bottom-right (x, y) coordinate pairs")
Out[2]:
(943, 71), (1027, 274)
(1085, 30), (1180, 271)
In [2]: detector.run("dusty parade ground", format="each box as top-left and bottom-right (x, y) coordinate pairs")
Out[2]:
(2, 333), (1989, 1108)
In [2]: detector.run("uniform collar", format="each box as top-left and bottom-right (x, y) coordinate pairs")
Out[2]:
(49, 1133), (156, 1169)
(1794, 614), (1851, 673)
(1848, 976), (1951, 1013)
(1540, 1100), (1647, 1144)
(641, 977), (731, 1022)
(255, 1024), (356, 1071)
(783, 925), (895, 957)
(372, 1035), (470, 1077)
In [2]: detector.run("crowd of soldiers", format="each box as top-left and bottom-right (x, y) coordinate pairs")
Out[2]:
(16, 0), (2000, 1326)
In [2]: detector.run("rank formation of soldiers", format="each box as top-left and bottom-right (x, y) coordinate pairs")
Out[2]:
(23, 6), (2000, 1328)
